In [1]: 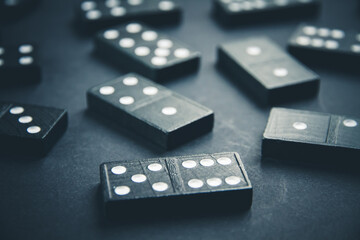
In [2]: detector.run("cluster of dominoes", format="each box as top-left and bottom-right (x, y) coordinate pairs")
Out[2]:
(2, 0), (360, 221)
(101, 152), (252, 216)
(288, 24), (360, 67)
(213, 0), (320, 25)
(0, 43), (41, 86)
(78, 0), (181, 30)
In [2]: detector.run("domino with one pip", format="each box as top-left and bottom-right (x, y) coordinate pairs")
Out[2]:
(78, 0), (181, 31)
(213, 0), (320, 26)
(262, 108), (360, 164)
(100, 152), (252, 217)
(87, 73), (214, 149)
(95, 22), (200, 81)
(288, 24), (360, 68)
(0, 43), (41, 86)
(217, 37), (320, 105)
(0, 102), (68, 156)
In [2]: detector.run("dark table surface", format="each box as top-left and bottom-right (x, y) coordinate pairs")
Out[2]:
(1, 0), (360, 239)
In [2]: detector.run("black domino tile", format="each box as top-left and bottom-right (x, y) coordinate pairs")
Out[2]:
(95, 22), (200, 81)
(87, 73), (214, 149)
(0, 102), (68, 156)
(217, 36), (319, 105)
(213, 0), (320, 26)
(0, 43), (41, 87)
(262, 108), (360, 164)
(100, 152), (252, 218)
(288, 24), (360, 69)
(77, 0), (181, 31)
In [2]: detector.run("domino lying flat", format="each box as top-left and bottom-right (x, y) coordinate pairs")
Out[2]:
(213, 0), (320, 26)
(95, 22), (200, 81)
(288, 24), (360, 68)
(87, 73), (214, 149)
(78, 0), (181, 31)
(100, 152), (252, 217)
(0, 43), (41, 86)
(262, 108), (360, 163)
(0, 102), (68, 156)
(217, 37), (319, 105)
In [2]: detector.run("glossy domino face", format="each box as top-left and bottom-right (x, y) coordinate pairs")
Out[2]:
(87, 73), (214, 148)
(101, 152), (252, 201)
(79, 0), (180, 23)
(289, 24), (360, 55)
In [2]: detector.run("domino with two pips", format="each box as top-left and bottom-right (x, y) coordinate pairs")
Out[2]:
(217, 36), (320, 105)
(262, 108), (360, 164)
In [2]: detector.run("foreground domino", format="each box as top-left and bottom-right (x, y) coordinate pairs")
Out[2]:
(213, 0), (320, 26)
(262, 108), (360, 163)
(87, 73), (214, 149)
(0, 102), (68, 156)
(217, 37), (319, 104)
(78, 0), (181, 31)
(288, 24), (360, 68)
(0, 43), (41, 86)
(100, 152), (252, 217)
(95, 22), (200, 81)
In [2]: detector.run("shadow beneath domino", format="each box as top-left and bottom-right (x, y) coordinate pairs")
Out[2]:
(85, 109), (166, 154)
(261, 156), (360, 176)
(85, 109), (214, 154)
(94, 185), (252, 227)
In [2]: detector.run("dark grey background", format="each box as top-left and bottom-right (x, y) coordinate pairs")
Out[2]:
(1, 0), (360, 239)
